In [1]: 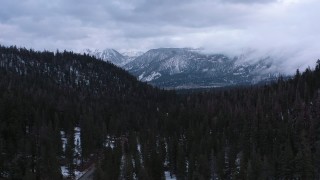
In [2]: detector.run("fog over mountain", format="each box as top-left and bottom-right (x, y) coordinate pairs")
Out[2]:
(1, 0), (320, 73)
(83, 48), (281, 89)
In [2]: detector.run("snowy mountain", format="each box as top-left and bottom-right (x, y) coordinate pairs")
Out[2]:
(83, 49), (128, 66)
(83, 49), (144, 67)
(83, 48), (279, 89)
(124, 48), (278, 89)
(121, 51), (144, 65)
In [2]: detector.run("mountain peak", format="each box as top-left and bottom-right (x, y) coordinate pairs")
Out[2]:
(82, 48), (127, 66)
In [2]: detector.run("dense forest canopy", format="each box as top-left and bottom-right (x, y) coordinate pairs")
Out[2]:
(0, 45), (319, 179)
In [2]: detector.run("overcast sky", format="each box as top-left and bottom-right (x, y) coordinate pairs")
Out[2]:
(0, 0), (319, 73)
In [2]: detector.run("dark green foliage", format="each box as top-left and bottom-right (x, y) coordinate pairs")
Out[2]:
(0, 45), (320, 179)
(94, 147), (121, 180)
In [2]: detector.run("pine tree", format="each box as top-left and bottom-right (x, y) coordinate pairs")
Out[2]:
(176, 144), (186, 179)
(65, 132), (75, 179)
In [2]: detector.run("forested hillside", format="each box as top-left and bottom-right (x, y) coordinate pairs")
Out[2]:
(0, 45), (319, 179)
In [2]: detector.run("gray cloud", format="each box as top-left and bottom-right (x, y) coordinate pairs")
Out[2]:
(0, 0), (319, 73)
(221, 0), (277, 4)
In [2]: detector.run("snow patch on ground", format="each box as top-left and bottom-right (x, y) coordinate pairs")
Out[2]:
(60, 127), (83, 178)
(74, 127), (81, 156)
(137, 143), (143, 164)
(75, 170), (85, 179)
(60, 131), (67, 153)
(61, 166), (68, 177)
(137, 144), (141, 153)
(165, 171), (176, 180)
(104, 135), (115, 149)
(61, 166), (85, 179)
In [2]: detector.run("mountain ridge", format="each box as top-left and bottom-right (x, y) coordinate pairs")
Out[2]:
(85, 48), (280, 89)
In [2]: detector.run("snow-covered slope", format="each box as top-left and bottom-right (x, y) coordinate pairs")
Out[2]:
(124, 48), (278, 89)
(83, 49), (128, 66)
(121, 51), (144, 59)
(83, 47), (279, 89)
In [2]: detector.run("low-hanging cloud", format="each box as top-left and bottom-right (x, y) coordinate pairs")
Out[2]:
(0, 0), (319, 74)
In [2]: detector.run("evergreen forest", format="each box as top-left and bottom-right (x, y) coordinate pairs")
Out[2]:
(0, 45), (320, 179)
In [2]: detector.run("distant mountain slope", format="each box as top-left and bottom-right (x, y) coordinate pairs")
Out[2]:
(121, 51), (144, 63)
(83, 48), (130, 66)
(124, 48), (278, 89)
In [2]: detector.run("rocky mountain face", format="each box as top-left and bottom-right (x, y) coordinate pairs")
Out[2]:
(86, 48), (279, 89)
